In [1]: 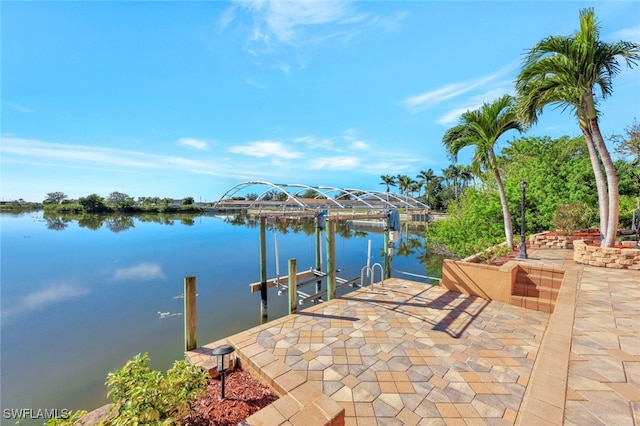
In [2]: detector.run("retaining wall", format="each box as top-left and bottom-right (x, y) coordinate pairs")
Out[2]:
(573, 239), (640, 270)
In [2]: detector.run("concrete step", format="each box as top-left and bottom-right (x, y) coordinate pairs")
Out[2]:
(512, 282), (559, 300)
(515, 272), (563, 290)
(511, 295), (555, 313)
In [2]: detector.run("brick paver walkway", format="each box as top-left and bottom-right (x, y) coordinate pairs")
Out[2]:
(188, 248), (640, 425)
(565, 265), (640, 425)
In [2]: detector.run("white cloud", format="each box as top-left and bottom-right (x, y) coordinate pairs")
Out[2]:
(436, 88), (515, 125)
(228, 140), (302, 159)
(607, 26), (640, 43)
(293, 135), (335, 150)
(1, 283), (89, 323)
(224, 1), (406, 72)
(5, 102), (34, 113)
(1, 137), (158, 169)
(403, 62), (519, 113)
(437, 105), (481, 125)
(246, 0), (353, 44)
(351, 140), (368, 150)
(114, 262), (165, 281)
(178, 138), (210, 151)
(309, 156), (359, 170)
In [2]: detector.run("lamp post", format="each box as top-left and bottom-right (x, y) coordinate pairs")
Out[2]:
(518, 180), (528, 259)
(212, 344), (235, 399)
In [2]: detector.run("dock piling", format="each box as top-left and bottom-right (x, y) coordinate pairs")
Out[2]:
(259, 216), (268, 321)
(184, 276), (197, 351)
(288, 259), (297, 314)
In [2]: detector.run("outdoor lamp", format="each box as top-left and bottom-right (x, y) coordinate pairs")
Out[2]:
(518, 180), (528, 259)
(212, 344), (235, 399)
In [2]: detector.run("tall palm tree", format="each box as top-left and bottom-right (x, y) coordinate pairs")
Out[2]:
(516, 8), (640, 247)
(379, 175), (397, 193)
(443, 95), (525, 249)
(459, 165), (475, 190)
(417, 169), (438, 203)
(396, 175), (413, 197)
(443, 164), (464, 199)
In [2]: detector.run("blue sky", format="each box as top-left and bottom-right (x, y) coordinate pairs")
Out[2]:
(2, 1), (639, 202)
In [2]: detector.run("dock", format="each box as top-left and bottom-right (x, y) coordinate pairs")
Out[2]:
(186, 248), (640, 425)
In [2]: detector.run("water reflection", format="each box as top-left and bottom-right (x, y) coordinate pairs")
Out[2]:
(222, 214), (368, 238)
(43, 211), (200, 232)
(1, 211), (444, 421)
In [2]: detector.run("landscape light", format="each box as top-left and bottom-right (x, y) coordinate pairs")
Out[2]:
(518, 180), (528, 259)
(212, 344), (235, 399)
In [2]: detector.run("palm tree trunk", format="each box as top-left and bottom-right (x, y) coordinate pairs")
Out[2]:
(590, 118), (620, 247)
(490, 151), (514, 249)
(580, 127), (608, 238)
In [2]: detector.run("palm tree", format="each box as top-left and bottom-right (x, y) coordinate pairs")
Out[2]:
(396, 175), (413, 197)
(442, 164), (464, 199)
(417, 169), (437, 202)
(516, 8), (640, 247)
(459, 165), (475, 190)
(379, 175), (397, 193)
(443, 95), (525, 249)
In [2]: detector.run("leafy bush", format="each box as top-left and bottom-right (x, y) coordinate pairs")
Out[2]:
(46, 353), (207, 426)
(426, 188), (507, 258)
(477, 243), (513, 264)
(45, 409), (88, 426)
(552, 202), (596, 235)
(619, 195), (640, 229)
(105, 353), (207, 425)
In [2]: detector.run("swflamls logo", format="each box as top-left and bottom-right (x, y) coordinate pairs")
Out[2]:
(3, 408), (71, 420)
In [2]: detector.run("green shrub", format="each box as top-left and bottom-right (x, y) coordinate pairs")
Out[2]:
(45, 409), (88, 426)
(46, 353), (207, 426)
(105, 353), (207, 425)
(552, 202), (595, 235)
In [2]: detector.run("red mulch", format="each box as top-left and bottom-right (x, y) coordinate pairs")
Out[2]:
(182, 370), (278, 426)
(544, 231), (601, 237)
(582, 240), (631, 249)
(490, 247), (521, 266)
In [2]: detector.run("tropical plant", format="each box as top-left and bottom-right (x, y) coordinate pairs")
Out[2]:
(105, 353), (207, 425)
(516, 7), (640, 247)
(442, 94), (525, 249)
(396, 175), (414, 197)
(553, 202), (596, 235)
(379, 174), (397, 192)
(47, 353), (207, 426)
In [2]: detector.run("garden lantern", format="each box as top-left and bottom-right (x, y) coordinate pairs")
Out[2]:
(518, 180), (528, 259)
(212, 344), (235, 399)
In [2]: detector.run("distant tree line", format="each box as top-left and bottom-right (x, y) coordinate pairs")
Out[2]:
(42, 191), (202, 214)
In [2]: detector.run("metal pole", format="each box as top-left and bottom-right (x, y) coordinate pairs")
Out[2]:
(326, 219), (336, 300)
(288, 258), (297, 314)
(315, 223), (322, 295)
(221, 371), (226, 399)
(518, 181), (528, 259)
(259, 216), (268, 320)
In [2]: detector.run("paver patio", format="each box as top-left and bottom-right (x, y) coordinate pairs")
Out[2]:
(187, 248), (640, 425)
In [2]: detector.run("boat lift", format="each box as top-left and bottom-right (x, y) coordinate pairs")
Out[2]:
(250, 210), (398, 319)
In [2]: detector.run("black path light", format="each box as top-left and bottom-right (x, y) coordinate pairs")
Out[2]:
(212, 344), (235, 399)
(518, 180), (528, 259)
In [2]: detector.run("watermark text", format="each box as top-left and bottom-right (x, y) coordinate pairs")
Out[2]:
(3, 408), (71, 420)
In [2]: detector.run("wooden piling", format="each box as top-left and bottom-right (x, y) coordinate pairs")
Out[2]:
(288, 258), (297, 314)
(315, 223), (322, 295)
(184, 276), (197, 351)
(326, 219), (336, 300)
(259, 216), (268, 320)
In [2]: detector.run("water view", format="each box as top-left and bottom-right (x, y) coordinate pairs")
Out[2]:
(0, 211), (444, 423)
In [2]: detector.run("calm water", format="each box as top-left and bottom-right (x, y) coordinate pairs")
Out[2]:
(0, 211), (443, 422)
